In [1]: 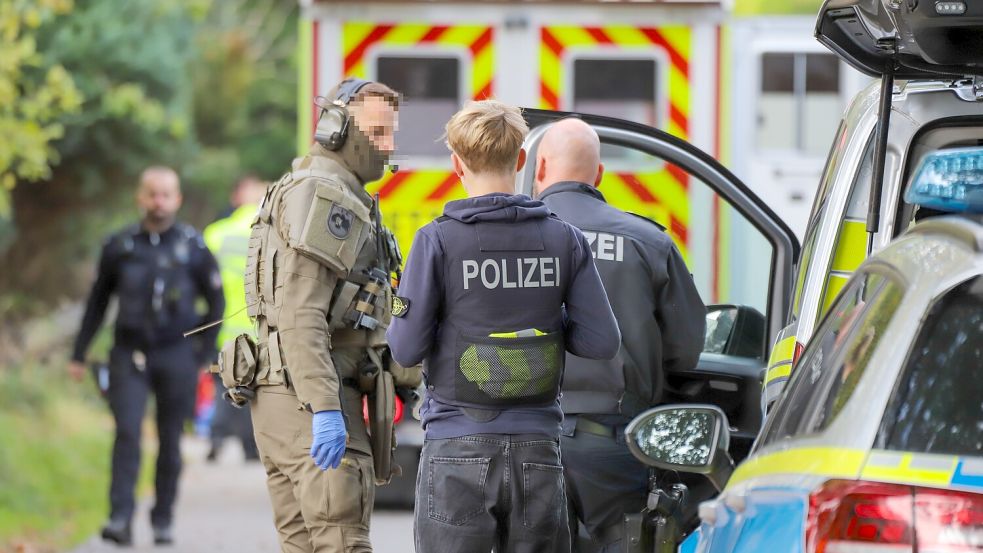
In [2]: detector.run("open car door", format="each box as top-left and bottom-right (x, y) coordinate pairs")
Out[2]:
(517, 109), (800, 454)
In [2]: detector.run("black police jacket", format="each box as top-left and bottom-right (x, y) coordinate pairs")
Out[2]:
(539, 182), (706, 419)
(72, 222), (225, 366)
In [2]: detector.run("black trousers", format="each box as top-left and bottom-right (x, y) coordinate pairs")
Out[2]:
(415, 434), (571, 553)
(209, 373), (258, 459)
(561, 419), (649, 553)
(107, 341), (197, 526)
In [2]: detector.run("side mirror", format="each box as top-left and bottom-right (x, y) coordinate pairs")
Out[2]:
(625, 404), (734, 491)
(703, 304), (766, 359)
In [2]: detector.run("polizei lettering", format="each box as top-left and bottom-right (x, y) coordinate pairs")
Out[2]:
(462, 257), (561, 290)
(582, 231), (625, 262)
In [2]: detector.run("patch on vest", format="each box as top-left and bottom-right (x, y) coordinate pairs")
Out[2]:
(327, 204), (354, 239)
(392, 296), (410, 318)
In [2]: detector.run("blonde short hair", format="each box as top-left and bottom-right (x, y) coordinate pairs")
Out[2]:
(445, 100), (529, 174)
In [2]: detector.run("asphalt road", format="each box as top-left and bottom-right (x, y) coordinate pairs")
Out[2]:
(69, 437), (415, 552)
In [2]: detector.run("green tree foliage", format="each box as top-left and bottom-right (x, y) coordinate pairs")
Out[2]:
(0, 0), (296, 322)
(0, 0), (81, 190)
(185, 0), (297, 216)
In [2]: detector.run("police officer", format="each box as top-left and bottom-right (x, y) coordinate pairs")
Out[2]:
(202, 175), (266, 462)
(68, 166), (225, 545)
(238, 78), (411, 553)
(533, 118), (706, 552)
(387, 101), (620, 553)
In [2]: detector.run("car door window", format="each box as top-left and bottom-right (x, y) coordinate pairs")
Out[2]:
(880, 278), (983, 456)
(761, 270), (903, 445)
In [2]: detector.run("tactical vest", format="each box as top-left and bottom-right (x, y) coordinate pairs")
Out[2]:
(243, 160), (400, 387)
(113, 223), (204, 346)
(424, 215), (578, 409)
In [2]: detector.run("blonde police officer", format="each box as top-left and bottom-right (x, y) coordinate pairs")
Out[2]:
(225, 79), (405, 553)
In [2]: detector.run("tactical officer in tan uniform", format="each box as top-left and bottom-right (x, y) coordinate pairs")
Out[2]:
(217, 79), (417, 553)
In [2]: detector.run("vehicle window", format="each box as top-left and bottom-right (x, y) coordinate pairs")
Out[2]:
(376, 56), (460, 157)
(881, 279), (983, 456)
(592, 144), (772, 319)
(757, 53), (841, 157)
(573, 58), (658, 160)
(807, 275), (902, 431)
(761, 271), (902, 445)
(572, 58), (657, 126)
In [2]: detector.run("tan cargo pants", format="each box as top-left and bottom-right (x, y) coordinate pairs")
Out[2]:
(251, 354), (374, 552)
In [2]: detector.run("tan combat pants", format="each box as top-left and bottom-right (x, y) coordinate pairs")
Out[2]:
(251, 351), (375, 553)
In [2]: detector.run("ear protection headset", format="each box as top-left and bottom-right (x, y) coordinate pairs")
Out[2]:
(314, 78), (373, 150)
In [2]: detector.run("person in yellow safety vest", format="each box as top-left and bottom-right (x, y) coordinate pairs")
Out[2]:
(203, 175), (269, 462)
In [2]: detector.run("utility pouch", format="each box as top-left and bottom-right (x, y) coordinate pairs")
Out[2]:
(216, 334), (259, 390)
(455, 331), (564, 407)
(294, 180), (370, 274)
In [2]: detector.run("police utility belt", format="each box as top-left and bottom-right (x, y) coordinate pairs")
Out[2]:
(214, 268), (404, 407)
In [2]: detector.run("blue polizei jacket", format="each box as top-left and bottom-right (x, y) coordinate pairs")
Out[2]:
(386, 193), (620, 439)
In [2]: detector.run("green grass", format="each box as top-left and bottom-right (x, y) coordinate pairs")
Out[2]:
(0, 362), (155, 552)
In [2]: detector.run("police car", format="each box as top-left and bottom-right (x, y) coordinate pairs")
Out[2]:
(763, 0), (983, 406)
(628, 146), (983, 553)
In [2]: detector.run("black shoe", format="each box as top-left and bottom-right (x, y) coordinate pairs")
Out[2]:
(152, 523), (174, 545)
(100, 518), (132, 545)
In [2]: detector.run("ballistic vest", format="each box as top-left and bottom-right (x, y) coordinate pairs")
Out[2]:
(423, 198), (582, 410)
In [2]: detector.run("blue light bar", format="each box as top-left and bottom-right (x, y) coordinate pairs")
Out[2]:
(904, 147), (983, 214)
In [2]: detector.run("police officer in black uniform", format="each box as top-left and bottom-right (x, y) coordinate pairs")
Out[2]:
(387, 101), (620, 553)
(533, 118), (706, 552)
(69, 166), (225, 546)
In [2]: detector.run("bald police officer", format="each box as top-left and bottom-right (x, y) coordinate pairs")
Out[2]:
(235, 79), (408, 553)
(534, 119), (706, 552)
(387, 101), (620, 553)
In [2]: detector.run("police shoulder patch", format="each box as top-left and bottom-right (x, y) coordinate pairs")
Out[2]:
(327, 203), (354, 239)
(391, 296), (410, 318)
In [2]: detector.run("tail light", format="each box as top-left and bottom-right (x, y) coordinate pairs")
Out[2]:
(807, 480), (983, 553)
(393, 395), (404, 424)
(792, 341), (806, 367)
(362, 395), (406, 424)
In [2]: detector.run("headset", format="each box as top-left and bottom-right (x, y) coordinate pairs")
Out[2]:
(314, 78), (373, 150)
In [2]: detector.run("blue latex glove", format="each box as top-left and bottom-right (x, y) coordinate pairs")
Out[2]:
(311, 410), (347, 470)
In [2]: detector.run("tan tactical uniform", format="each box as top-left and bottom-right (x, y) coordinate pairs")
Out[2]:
(241, 143), (400, 553)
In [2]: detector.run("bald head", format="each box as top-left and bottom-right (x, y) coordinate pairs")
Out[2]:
(136, 166), (182, 230)
(534, 118), (604, 196)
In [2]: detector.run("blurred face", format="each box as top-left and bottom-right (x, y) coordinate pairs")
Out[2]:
(137, 170), (182, 225)
(350, 95), (398, 155)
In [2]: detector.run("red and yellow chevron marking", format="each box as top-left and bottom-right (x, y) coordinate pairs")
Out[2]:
(601, 168), (690, 262)
(539, 25), (692, 254)
(368, 168), (690, 265)
(342, 23), (494, 100)
(366, 170), (465, 257)
(539, 25), (692, 139)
